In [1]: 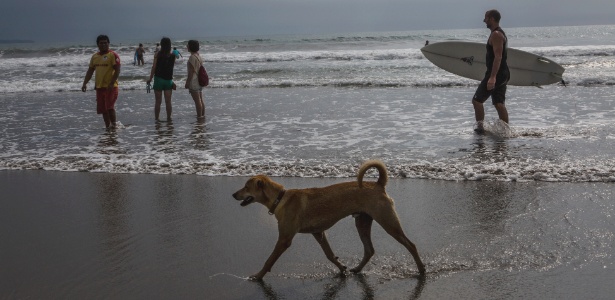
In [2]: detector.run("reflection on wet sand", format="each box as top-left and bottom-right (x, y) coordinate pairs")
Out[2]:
(253, 273), (426, 300)
(3, 172), (614, 298)
(153, 175), (183, 249)
(254, 280), (281, 300)
(190, 118), (209, 150)
(468, 137), (513, 233)
(470, 182), (514, 234)
(321, 274), (373, 300)
(470, 136), (509, 163)
(97, 130), (125, 154)
(154, 121), (177, 153)
(96, 174), (131, 279)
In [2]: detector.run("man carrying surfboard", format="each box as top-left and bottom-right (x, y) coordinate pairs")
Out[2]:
(472, 9), (510, 134)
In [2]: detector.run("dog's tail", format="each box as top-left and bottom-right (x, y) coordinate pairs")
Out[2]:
(357, 160), (388, 188)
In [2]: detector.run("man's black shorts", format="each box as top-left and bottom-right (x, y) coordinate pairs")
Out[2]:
(473, 76), (508, 105)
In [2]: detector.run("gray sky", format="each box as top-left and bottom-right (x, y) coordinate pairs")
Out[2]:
(2, 0), (615, 42)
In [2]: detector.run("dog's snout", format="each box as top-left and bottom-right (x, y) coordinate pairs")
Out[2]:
(232, 189), (245, 200)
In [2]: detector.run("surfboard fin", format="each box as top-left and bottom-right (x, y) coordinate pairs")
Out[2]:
(550, 72), (563, 79)
(548, 72), (567, 87)
(531, 83), (544, 89)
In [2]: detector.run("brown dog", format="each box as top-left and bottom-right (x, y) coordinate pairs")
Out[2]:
(232, 160), (426, 280)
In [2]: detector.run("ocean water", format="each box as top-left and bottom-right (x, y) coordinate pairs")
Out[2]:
(1, 25), (615, 181)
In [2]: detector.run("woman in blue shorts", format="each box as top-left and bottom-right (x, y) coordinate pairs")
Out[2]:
(147, 37), (176, 121)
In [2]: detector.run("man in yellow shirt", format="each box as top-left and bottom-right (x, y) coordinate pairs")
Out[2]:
(81, 35), (121, 129)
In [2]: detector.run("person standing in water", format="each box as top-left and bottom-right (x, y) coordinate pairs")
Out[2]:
(185, 40), (205, 120)
(147, 37), (176, 122)
(472, 9), (510, 134)
(81, 34), (121, 129)
(133, 47), (138, 66)
(172, 47), (183, 59)
(136, 43), (146, 65)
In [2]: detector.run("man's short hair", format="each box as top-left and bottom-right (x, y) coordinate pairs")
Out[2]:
(96, 35), (110, 44)
(486, 10), (501, 22)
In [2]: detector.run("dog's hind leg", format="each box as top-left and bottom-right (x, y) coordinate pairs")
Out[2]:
(312, 232), (347, 272)
(373, 210), (426, 275)
(350, 213), (375, 273)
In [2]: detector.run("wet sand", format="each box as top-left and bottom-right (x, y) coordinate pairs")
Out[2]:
(1, 170), (614, 299)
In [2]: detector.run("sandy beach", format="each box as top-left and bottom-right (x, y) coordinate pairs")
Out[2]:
(1, 170), (614, 299)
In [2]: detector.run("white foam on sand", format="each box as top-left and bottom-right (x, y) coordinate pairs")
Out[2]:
(1, 87), (615, 182)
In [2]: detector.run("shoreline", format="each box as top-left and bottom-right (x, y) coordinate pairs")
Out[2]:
(2, 87), (615, 183)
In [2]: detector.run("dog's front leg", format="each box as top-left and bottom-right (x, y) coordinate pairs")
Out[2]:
(250, 233), (295, 281)
(312, 232), (347, 272)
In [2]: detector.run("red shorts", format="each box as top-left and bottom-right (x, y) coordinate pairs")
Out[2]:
(96, 87), (118, 114)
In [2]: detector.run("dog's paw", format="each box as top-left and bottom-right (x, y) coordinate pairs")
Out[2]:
(349, 267), (362, 273)
(334, 270), (348, 278)
(418, 265), (426, 275)
(334, 264), (347, 273)
(248, 272), (266, 281)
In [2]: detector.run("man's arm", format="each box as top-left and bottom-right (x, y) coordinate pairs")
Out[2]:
(487, 31), (505, 90)
(82, 67), (95, 92)
(108, 64), (121, 90)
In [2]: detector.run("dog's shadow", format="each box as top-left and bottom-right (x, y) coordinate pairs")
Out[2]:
(254, 280), (280, 300)
(254, 273), (427, 300)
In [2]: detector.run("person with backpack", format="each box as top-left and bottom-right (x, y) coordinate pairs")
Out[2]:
(185, 40), (206, 120)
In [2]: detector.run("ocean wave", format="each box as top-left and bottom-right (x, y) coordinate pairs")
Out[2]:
(186, 79), (475, 89)
(3, 45), (612, 69)
(2, 43), (613, 65)
(2, 156), (614, 183)
(0, 46), (100, 59)
(5, 77), (610, 94)
(528, 46), (615, 58)
(202, 46), (614, 63)
(576, 78), (615, 86)
(204, 49), (422, 63)
(2, 25), (615, 95)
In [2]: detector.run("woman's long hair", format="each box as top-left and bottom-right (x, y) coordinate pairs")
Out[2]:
(159, 37), (172, 56)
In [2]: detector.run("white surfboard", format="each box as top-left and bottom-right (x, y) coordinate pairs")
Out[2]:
(421, 41), (565, 87)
